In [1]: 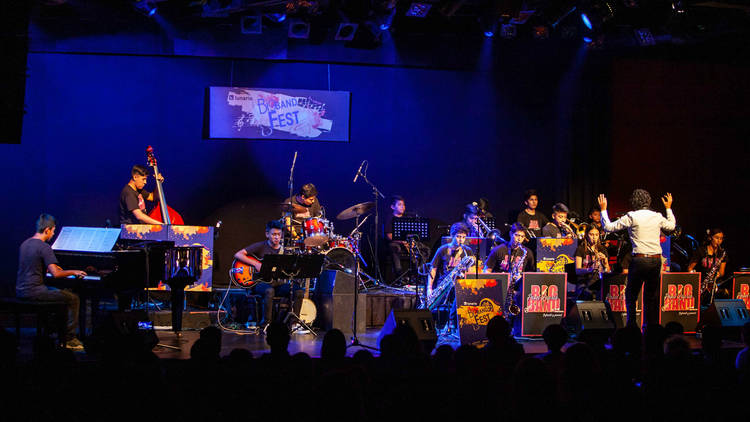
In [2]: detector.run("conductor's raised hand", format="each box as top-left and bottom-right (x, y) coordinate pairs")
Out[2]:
(597, 194), (607, 211)
(661, 192), (673, 209)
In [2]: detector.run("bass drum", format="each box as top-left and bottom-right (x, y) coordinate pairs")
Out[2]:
(322, 247), (356, 273)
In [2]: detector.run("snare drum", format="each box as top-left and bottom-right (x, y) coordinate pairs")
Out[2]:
(327, 235), (352, 250)
(302, 217), (332, 247)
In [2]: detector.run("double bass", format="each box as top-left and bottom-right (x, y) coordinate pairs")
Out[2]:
(146, 146), (184, 225)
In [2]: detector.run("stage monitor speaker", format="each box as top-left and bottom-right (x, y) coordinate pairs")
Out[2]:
(377, 309), (437, 351)
(700, 299), (750, 338)
(564, 301), (616, 336)
(315, 270), (365, 335)
(86, 310), (158, 353)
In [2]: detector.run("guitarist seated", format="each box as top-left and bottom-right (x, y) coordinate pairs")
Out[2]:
(234, 220), (303, 328)
(119, 164), (165, 225)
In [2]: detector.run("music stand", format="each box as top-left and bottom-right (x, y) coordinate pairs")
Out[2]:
(392, 217), (430, 242)
(259, 254), (324, 335)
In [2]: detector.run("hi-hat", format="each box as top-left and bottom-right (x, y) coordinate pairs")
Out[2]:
(336, 202), (374, 220)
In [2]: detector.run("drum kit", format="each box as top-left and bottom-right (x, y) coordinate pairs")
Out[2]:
(280, 201), (376, 279)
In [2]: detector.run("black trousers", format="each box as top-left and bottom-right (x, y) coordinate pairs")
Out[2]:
(253, 282), (304, 324)
(625, 257), (662, 328)
(23, 287), (80, 340)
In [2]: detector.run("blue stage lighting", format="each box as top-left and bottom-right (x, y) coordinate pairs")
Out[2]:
(581, 13), (592, 30)
(484, 31), (494, 38)
(380, 23), (390, 30)
(583, 36), (593, 43)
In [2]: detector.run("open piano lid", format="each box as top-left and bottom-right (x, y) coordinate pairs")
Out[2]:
(51, 226), (122, 253)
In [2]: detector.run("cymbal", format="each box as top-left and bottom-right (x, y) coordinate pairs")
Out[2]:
(336, 201), (375, 220)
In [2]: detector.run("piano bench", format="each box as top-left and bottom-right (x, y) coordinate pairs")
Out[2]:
(0, 297), (68, 346)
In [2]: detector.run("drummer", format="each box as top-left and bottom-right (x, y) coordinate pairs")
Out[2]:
(283, 183), (324, 242)
(284, 183), (323, 219)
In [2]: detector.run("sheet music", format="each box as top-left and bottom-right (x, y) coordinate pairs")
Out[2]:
(51, 226), (121, 252)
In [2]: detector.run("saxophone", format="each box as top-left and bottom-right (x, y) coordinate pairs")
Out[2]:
(505, 246), (526, 317)
(421, 253), (475, 312)
(702, 248), (726, 294)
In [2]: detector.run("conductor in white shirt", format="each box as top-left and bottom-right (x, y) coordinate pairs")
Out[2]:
(598, 189), (675, 329)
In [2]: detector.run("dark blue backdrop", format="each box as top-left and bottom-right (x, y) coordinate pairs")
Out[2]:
(1, 51), (582, 289)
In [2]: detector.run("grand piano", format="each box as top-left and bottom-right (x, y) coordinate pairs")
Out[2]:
(46, 227), (201, 334)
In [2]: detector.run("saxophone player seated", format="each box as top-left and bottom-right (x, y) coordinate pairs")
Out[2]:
(542, 203), (576, 238)
(427, 223), (474, 334)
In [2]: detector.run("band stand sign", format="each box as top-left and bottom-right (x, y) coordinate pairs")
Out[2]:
(520, 272), (567, 337)
(660, 272), (700, 333)
(602, 273), (643, 328)
(733, 272), (750, 309)
(455, 273), (509, 347)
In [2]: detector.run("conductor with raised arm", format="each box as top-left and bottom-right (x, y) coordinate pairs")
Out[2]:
(598, 190), (675, 329)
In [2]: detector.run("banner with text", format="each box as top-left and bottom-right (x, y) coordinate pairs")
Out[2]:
(733, 272), (750, 309)
(521, 272), (567, 337)
(455, 273), (508, 347)
(660, 272), (700, 332)
(208, 87), (350, 141)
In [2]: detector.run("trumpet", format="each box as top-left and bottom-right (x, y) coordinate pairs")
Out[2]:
(565, 220), (585, 239)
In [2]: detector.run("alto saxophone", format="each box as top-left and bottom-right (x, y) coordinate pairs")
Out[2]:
(505, 246), (526, 318)
(421, 254), (475, 312)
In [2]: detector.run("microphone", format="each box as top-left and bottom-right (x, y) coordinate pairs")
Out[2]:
(291, 151), (298, 171)
(353, 160), (365, 183)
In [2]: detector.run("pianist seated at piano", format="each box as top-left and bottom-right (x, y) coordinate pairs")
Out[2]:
(119, 164), (165, 225)
(15, 214), (86, 351)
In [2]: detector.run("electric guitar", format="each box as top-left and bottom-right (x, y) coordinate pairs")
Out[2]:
(229, 256), (268, 288)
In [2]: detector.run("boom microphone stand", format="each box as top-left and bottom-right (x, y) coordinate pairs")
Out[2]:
(354, 162), (385, 283)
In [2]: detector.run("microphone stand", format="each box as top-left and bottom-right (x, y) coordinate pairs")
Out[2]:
(355, 169), (385, 284)
(286, 152), (298, 248)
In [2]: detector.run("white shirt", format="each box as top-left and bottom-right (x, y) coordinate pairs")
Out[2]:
(601, 208), (676, 255)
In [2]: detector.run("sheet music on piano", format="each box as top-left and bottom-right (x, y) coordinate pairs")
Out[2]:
(51, 226), (122, 253)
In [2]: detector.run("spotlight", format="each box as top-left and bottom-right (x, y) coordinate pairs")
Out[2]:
(581, 13), (593, 30)
(374, 0), (396, 31)
(288, 20), (310, 39)
(406, 2), (432, 18)
(133, 0), (157, 18)
(266, 12), (286, 23)
(579, 0), (616, 31)
(533, 25), (550, 39)
(241, 15), (262, 34)
(634, 28), (655, 46)
(335, 23), (358, 41)
(484, 30), (495, 38)
(583, 36), (593, 43)
(500, 24), (517, 39)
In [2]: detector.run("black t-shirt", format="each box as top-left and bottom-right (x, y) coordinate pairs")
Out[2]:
(486, 243), (535, 274)
(430, 243), (474, 285)
(384, 214), (400, 239)
(243, 241), (282, 260)
(284, 196), (322, 220)
(517, 211), (549, 237)
(16, 237), (58, 297)
(690, 247), (728, 276)
(119, 184), (153, 224)
(575, 243), (609, 271)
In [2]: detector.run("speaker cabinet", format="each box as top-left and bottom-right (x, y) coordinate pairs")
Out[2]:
(377, 309), (437, 350)
(315, 270), (365, 335)
(700, 299), (750, 338)
(565, 301), (616, 335)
